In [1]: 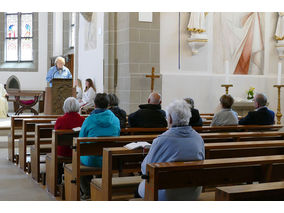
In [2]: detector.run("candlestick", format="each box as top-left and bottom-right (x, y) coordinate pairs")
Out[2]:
(273, 85), (284, 124)
(225, 60), (229, 84)
(277, 62), (282, 85)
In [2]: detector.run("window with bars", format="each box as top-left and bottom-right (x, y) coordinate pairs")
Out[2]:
(69, 12), (76, 48)
(5, 12), (33, 62)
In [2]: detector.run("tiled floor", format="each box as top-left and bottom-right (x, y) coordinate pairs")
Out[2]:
(0, 148), (55, 201)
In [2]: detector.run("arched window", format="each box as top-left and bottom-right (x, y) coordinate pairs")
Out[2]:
(5, 12), (33, 62)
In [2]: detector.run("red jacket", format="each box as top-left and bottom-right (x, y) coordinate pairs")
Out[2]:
(54, 112), (85, 157)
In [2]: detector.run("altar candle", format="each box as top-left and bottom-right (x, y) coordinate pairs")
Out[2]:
(278, 62), (282, 85)
(225, 60), (229, 84)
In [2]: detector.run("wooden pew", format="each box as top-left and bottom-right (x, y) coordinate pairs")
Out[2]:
(39, 129), (284, 197)
(194, 124), (283, 133)
(64, 135), (157, 201)
(200, 115), (243, 121)
(8, 115), (60, 162)
(120, 127), (167, 135)
(215, 181), (284, 201)
(205, 140), (284, 159)
(201, 131), (284, 143)
(143, 155), (284, 200)
(19, 118), (57, 172)
(46, 130), (79, 197)
(90, 147), (147, 201)
(31, 123), (55, 183)
(200, 113), (214, 116)
(91, 141), (284, 201)
(120, 125), (283, 135)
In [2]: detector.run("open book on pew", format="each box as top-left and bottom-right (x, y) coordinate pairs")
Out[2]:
(72, 127), (81, 132)
(124, 141), (151, 150)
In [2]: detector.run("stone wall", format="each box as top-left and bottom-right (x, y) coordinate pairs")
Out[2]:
(104, 12), (161, 114)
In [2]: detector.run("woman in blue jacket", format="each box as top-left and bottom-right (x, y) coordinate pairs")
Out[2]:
(79, 93), (120, 200)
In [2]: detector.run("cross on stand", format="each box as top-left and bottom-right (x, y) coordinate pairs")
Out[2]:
(146, 67), (160, 92)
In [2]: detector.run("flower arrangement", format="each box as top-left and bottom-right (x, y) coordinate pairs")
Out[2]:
(247, 87), (255, 100)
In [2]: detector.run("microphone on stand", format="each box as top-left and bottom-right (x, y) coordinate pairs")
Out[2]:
(52, 67), (63, 80)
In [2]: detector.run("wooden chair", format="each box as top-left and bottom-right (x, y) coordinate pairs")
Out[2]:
(215, 181), (284, 201)
(144, 155), (284, 200)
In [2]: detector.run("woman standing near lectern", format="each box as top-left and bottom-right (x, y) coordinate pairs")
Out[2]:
(46, 56), (72, 87)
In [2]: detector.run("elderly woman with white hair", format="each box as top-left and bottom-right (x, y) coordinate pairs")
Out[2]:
(54, 97), (85, 184)
(137, 99), (205, 201)
(46, 56), (72, 87)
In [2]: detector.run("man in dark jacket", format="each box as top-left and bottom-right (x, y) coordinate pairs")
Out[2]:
(239, 93), (275, 125)
(128, 92), (167, 128)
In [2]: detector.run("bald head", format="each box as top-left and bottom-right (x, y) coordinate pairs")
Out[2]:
(148, 92), (162, 105)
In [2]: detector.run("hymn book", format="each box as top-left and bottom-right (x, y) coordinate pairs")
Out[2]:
(124, 141), (151, 150)
(72, 127), (81, 132)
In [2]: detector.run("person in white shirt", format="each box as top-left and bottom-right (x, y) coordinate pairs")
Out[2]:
(79, 78), (96, 108)
(75, 79), (83, 101)
(0, 83), (8, 118)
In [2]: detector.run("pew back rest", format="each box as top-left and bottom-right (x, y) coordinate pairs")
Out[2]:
(99, 147), (148, 200)
(194, 125), (283, 133)
(205, 140), (284, 159)
(144, 155), (284, 200)
(120, 128), (168, 135)
(201, 131), (284, 143)
(70, 135), (157, 200)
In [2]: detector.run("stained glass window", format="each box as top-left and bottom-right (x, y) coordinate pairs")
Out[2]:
(5, 12), (33, 62)
(70, 12), (76, 48)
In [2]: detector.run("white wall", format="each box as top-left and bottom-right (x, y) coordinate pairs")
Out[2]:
(161, 12), (284, 123)
(77, 12), (104, 93)
(53, 12), (63, 57)
(0, 12), (48, 90)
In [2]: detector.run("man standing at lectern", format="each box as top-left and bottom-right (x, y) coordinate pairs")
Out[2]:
(46, 56), (72, 87)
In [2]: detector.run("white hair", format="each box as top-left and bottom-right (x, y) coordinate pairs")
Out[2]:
(63, 97), (80, 113)
(55, 56), (65, 65)
(166, 99), (192, 127)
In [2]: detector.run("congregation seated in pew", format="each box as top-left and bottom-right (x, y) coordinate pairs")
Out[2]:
(239, 93), (275, 125)
(54, 97), (85, 184)
(184, 97), (203, 126)
(108, 93), (127, 128)
(137, 99), (205, 201)
(79, 93), (120, 200)
(128, 92), (167, 128)
(211, 94), (238, 126)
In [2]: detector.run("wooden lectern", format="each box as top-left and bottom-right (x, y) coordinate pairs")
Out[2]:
(44, 79), (75, 115)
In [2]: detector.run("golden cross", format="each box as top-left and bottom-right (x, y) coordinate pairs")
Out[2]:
(146, 67), (160, 92)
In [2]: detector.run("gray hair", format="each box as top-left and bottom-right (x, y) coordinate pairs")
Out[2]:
(255, 93), (267, 107)
(184, 97), (194, 109)
(63, 97), (80, 113)
(55, 56), (65, 65)
(166, 99), (192, 127)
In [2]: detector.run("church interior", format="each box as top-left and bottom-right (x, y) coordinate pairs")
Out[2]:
(1, 5), (284, 208)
